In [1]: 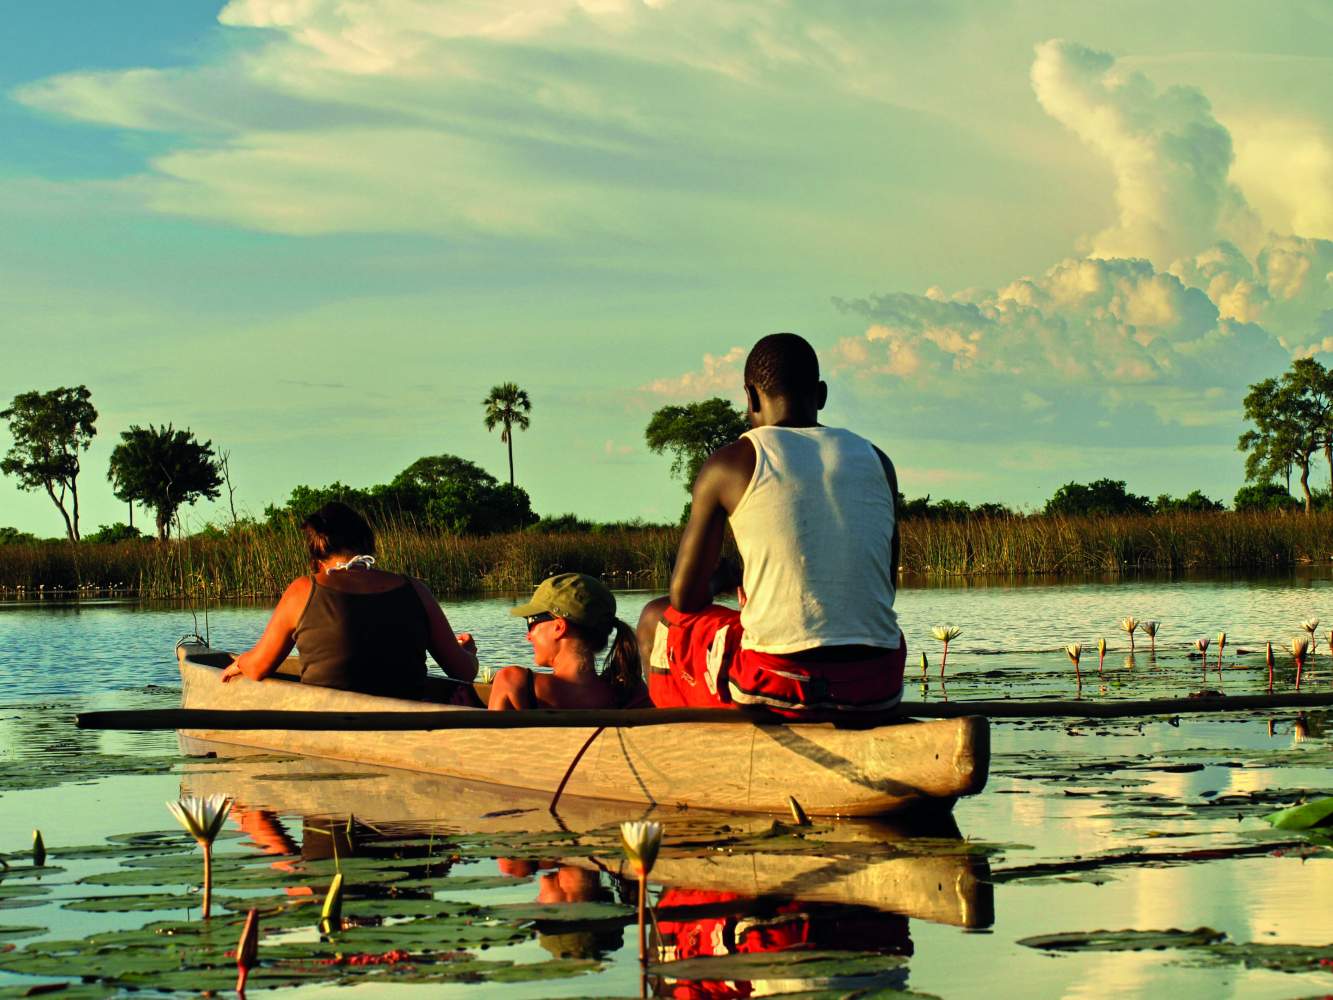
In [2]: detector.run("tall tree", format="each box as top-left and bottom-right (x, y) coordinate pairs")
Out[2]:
(107, 425), (223, 540)
(0, 386), (97, 541)
(482, 383), (532, 487)
(1239, 369), (1322, 514)
(645, 398), (749, 490)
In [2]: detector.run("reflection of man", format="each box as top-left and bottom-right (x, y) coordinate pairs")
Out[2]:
(654, 890), (912, 999)
(640, 333), (905, 716)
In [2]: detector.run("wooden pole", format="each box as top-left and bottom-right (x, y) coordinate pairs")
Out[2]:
(76, 691), (1333, 732)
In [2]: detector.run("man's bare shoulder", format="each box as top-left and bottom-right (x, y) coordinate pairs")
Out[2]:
(697, 437), (756, 508)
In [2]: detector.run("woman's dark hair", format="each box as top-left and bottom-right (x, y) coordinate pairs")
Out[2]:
(566, 618), (644, 707)
(301, 502), (376, 570)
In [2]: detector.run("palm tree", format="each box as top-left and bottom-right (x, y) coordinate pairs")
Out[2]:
(482, 383), (532, 487)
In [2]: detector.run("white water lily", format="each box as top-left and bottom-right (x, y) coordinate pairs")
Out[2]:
(1194, 637), (1210, 654)
(1291, 636), (1310, 658)
(1141, 621), (1159, 638)
(620, 821), (664, 878)
(1302, 618), (1320, 635)
(1120, 617), (1138, 651)
(1065, 643), (1083, 665)
(166, 795), (232, 845)
(166, 795), (232, 920)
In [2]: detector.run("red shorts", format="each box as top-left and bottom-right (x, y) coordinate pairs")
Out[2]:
(648, 605), (905, 717)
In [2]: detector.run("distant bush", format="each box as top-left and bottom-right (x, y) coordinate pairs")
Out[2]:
(84, 522), (143, 544)
(1154, 491), (1224, 513)
(264, 454), (536, 536)
(0, 526), (39, 546)
(1045, 479), (1152, 517)
(1234, 481), (1301, 513)
(894, 495), (1014, 521)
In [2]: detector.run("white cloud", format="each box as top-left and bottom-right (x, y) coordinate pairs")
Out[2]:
(643, 346), (744, 398)
(1031, 38), (1259, 262)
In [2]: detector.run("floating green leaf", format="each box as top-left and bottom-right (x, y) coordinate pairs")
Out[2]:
(1264, 797), (1333, 831)
(1019, 928), (1227, 952)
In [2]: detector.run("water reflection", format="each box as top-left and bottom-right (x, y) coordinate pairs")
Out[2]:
(177, 740), (995, 995)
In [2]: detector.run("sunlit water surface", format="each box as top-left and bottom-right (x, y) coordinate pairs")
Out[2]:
(0, 575), (1330, 997)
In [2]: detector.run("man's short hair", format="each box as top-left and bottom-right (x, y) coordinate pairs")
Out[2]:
(744, 332), (820, 397)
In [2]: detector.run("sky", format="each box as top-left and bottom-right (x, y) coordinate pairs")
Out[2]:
(1, 1), (1331, 535)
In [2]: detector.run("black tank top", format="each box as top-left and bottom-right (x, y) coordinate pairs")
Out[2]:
(294, 576), (428, 699)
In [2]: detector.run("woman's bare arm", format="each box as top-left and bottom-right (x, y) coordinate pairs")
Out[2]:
(411, 578), (480, 682)
(221, 577), (310, 683)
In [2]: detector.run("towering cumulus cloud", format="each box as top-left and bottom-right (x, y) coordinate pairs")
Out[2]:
(1031, 39), (1257, 263)
(812, 39), (1332, 443)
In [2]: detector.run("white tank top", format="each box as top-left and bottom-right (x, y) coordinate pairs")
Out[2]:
(730, 425), (900, 654)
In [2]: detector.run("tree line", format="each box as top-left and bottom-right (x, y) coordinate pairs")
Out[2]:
(0, 381), (543, 544)
(3, 358), (1327, 544)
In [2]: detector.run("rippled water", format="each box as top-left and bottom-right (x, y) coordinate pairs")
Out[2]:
(0, 576), (1330, 997)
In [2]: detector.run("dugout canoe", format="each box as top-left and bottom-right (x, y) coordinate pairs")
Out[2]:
(178, 740), (993, 927)
(177, 642), (989, 817)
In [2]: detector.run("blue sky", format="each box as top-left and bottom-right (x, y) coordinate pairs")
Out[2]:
(2, 1), (1331, 535)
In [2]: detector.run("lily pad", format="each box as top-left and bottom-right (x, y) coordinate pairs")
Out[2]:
(1019, 927), (1227, 952)
(1264, 797), (1333, 831)
(0, 925), (46, 941)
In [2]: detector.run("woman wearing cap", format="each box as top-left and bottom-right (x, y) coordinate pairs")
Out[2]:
(220, 501), (479, 700)
(488, 573), (647, 710)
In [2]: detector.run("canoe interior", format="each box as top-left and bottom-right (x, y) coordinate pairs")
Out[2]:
(177, 643), (989, 818)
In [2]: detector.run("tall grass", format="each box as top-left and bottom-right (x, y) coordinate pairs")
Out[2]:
(0, 519), (679, 599)
(903, 509), (1333, 576)
(2, 510), (1332, 598)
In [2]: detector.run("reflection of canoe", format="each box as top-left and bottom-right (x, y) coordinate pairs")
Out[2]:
(178, 740), (992, 928)
(178, 643), (988, 817)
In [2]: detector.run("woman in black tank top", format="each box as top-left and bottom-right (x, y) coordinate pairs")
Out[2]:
(220, 502), (479, 699)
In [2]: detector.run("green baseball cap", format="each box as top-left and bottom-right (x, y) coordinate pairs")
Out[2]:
(510, 573), (616, 630)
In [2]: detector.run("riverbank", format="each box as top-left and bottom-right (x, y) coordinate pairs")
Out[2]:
(1, 510), (1331, 597)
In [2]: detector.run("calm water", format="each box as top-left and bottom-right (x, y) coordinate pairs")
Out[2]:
(0, 577), (1331, 997)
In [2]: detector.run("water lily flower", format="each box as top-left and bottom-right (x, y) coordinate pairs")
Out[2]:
(1217, 632), (1227, 671)
(919, 651), (928, 678)
(1326, 630), (1333, 658)
(236, 908), (259, 993)
(321, 872), (345, 934)
(1097, 638), (1107, 675)
(1066, 643), (1083, 685)
(1266, 642), (1275, 693)
(1292, 636), (1310, 690)
(620, 820), (664, 967)
(620, 821), (663, 878)
(1302, 618), (1319, 636)
(1141, 620), (1160, 653)
(31, 830), (45, 868)
(1194, 637), (1210, 655)
(1120, 617), (1138, 651)
(166, 795), (232, 919)
(931, 625), (963, 678)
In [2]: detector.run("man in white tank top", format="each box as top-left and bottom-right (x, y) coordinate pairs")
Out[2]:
(638, 333), (906, 716)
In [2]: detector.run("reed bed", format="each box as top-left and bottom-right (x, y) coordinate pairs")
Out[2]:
(3, 510), (1332, 598)
(0, 520), (679, 599)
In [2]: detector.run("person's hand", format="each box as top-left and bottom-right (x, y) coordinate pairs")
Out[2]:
(220, 660), (244, 684)
(456, 632), (477, 655)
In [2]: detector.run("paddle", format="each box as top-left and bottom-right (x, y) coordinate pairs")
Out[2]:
(78, 691), (1333, 731)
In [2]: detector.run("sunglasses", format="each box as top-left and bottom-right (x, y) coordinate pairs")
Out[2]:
(524, 612), (557, 631)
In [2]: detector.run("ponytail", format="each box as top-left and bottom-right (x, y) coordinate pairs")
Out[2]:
(602, 618), (645, 707)
(565, 615), (647, 707)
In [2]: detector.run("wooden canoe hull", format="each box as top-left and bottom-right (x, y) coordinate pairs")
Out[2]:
(178, 644), (988, 817)
(177, 741), (993, 928)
